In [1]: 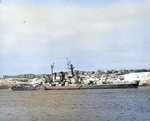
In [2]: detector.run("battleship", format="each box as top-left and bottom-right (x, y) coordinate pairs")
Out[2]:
(45, 60), (140, 90)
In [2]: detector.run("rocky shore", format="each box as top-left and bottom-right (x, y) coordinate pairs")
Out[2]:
(0, 78), (46, 89)
(0, 72), (150, 89)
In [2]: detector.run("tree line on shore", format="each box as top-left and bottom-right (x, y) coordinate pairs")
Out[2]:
(96, 69), (150, 75)
(2, 69), (150, 79)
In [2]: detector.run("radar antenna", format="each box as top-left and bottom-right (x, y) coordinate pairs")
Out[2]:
(66, 58), (74, 77)
(66, 58), (70, 69)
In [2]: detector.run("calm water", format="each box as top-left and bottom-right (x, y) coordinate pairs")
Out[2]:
(0, 87), (150, 121)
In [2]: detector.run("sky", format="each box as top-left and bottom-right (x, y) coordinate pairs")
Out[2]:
(0, 0), (150, 78)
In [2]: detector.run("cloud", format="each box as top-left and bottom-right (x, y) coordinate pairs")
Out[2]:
(0, 1), (150, 77)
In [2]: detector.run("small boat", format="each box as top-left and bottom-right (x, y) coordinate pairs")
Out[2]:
(11, 84), (38, 91)
(45, 80), (140, 90)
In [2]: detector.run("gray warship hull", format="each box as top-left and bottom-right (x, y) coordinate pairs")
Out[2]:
(45, 81), (140, 90)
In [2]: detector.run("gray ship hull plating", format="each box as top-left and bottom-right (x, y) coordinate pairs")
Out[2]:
(45, 81), (139, 90)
